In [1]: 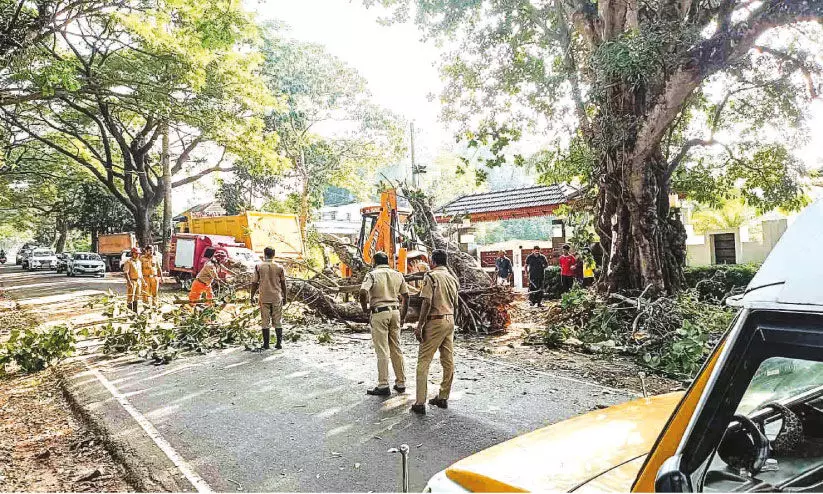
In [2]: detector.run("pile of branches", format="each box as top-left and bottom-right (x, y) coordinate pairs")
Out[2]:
(402, 186), (515, 333)
(283, 188), (515, 333)
(533, 286), (735, 378)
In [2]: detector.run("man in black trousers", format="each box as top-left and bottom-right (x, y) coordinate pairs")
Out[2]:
(524, 246), (549, 307)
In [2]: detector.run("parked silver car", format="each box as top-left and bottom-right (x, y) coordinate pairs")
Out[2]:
(66, 252), (106, 278)
(27, 249), (58, 271)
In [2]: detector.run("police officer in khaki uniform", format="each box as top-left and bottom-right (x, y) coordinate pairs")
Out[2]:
(359, 251), (410, 396)
(122, 247), (143, 312)
(412, 249), (459, 415)
(139, 245), (163, 307)
(250, 247), (287, 350)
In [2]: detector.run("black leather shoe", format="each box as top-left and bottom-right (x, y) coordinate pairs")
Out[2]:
(411, 404), (426, 415)
(366, 386), (390, 396)
(393, 384), (406, 394)
(428, 398), (448, 409)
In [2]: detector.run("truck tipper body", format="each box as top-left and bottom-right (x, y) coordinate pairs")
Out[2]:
(97, 232), (137, 271)
(177, 211), (304, 259)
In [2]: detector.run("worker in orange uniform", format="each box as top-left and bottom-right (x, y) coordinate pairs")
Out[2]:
(139, 245), (163, 307)
(122, 247), (143, 313)
(188, 250), (226, 306)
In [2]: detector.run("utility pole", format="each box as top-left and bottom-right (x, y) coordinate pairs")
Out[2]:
(408, 122), (427, 187)
(161, 121), (172, 270)
(409, 122), (416, 187)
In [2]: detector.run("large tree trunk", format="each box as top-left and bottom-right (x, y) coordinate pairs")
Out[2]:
(54, 219), (68, 253)
(402, 188), (491, 288)
(90, 228), (99, 253)
(134, 204), (153, 248)
(597, 146), (686, 294)
(286, 279), (426, 324)
(161, 122), (172, 270)
(320, 236), (370, 283)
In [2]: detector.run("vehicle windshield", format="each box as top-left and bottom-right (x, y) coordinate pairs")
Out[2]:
(225, 248), (259, 263)
(736, 357), (823, 415)
(74, 253), (101, 261)
(32, 250), (54, 257)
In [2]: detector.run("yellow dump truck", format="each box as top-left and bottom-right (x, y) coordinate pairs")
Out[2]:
(176, 211), (304, 259)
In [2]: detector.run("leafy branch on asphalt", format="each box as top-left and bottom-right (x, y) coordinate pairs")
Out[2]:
(86, 291), (261, 365)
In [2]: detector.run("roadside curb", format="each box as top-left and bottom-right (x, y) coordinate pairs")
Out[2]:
(58, 359), (198, 493)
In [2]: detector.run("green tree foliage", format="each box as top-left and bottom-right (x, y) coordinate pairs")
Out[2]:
(215, 166), (283, 215)
(259, 29), (406, 237)
(0, 1), (117, 102)
(689, 199), (758, 235)
(0, 324), (76, 374)
(421, 152), (484, 207)
(0, 141), (137, 251)
(476, 218), (556, 245)
(0, 0), (279, 246)
(373, 0), (823, 294)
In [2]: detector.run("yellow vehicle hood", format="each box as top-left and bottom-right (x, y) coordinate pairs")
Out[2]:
(445, 392), (684, 492)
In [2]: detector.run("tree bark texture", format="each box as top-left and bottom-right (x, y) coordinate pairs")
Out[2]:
(573, 0), (823, 294)
(161, 122), (172, 270)
(54, 219), (68, 253)
(402, 187), (491, 288)
(596, 149), (686, 294)
(134, 204), (154, 248)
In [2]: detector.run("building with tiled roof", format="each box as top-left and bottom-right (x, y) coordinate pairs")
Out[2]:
(435, 184), (578, 222)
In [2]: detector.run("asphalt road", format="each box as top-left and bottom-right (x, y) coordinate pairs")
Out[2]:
(1, 263), (634, 492)
(0, 263), (172, 324)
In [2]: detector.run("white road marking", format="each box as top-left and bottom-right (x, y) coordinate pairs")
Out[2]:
(84, 361), (212, 493)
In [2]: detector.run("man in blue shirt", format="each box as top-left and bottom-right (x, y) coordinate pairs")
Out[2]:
(495, 251), (513, 286)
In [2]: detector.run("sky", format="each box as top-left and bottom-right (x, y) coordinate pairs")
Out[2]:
(254, 0), (449, 153)
(177, 0), (451, 210)
(252, 0), (823, 172)
(177, 1), (823, 210)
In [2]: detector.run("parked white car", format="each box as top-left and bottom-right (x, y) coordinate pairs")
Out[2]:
(27, 249), (58, 271)
(66, 252), (106, 278)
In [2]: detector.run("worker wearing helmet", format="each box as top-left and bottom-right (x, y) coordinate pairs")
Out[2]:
(188, 250), (226, 306)
(122, 247), (143, 313)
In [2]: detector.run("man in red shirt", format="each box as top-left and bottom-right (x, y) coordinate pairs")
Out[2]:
(558, 244), (577, 294)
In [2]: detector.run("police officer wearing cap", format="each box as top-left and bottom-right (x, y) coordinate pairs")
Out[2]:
(359, 251), (410, 396)
(122, 247), (143, 313)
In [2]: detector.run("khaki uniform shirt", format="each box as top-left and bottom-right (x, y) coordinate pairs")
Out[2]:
(123, 258), (142, 281)
(361, 265), (409, 309)
(196, 261), (220, 285)
(255, 260), (286, 304)
(140, 253), (161, 278)
(420, 266), (459, 316)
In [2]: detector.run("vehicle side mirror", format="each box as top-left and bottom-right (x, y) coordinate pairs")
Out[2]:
(655, 455), (691, 492)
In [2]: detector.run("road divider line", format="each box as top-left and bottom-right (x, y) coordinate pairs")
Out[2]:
(84, 360), (212, 493)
